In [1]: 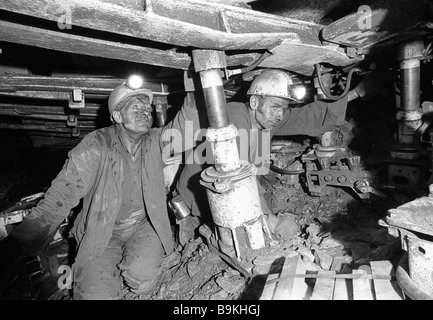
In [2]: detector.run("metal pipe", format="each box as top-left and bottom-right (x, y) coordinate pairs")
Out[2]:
(397, 60), (422, 146)
(314, 64), (361, 101)
(401, 60), (421, 112)
(396, 41), (424, 147)
(0, 124), (92, 133)
(199, 69), (230, 129)
(0, 75), (172, 95)
(0, 103), (102, 115)
(192, 49), (240, 171)
(224, 51), (272, 86)
(192, 49), (230, 129)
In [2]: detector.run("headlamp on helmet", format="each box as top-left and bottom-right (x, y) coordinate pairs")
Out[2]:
(291, 86), (307, 101)
(108, 74), (153, 118)
(126, 75), (144, 90)
(247, 69), (306, 103)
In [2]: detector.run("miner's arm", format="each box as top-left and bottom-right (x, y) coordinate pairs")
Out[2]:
(159, 73), (207, 158)
(9, 133), (101, 251)
(271, 94), (350, 138)
(272, 70), (391, 138)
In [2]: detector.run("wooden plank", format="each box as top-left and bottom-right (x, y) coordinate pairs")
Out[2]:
(352, 267), (375, 300)
(333, 279), (353, 300)
(370, 261), (404, 300)
(333, 263), (353, 300)
(260, 274), (279, 300)
(311, 270), (335, 300)
(264, 272), (392, 282)
(273, 254), (309, 300)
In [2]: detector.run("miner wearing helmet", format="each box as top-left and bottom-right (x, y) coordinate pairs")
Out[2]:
(9, 74), (202, 300)
(176, 68), (369, 244)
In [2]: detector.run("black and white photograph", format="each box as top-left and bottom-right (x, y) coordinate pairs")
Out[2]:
(0, 0), (432, 308)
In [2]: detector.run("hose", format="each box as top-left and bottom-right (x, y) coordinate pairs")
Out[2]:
(224, 51), (272, 86)
(269, 163), (303, 175)
(396, 252), (433, 300)
(315, 63), (361, 101)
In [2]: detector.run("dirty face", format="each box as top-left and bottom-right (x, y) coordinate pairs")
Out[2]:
(118, 96), (153, 134)
(255, 96), (288, 129)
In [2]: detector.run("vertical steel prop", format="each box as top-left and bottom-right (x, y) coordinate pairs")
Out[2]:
(388, 40), (427, 188)
(392, 40), (424, 159)
(192, 50), (269, 259)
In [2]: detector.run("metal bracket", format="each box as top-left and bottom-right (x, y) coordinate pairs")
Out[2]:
(302, 148), (374, 199)
(0, 209), (31, 226)
(69, 89), (84, 109)
(71, 127), (80, 137)
(200, 178), (233, 194)
(66, 114), (77, 127)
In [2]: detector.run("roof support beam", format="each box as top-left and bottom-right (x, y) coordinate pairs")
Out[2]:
(0, 20), (260, 71)
(0, 0), (316, 50)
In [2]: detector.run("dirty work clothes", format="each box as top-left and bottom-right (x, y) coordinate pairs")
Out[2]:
(176, 96), (349, 222)
(74, 218), (163, 300)
(116, 147), (146, 224)
(11, 93), (200, 291)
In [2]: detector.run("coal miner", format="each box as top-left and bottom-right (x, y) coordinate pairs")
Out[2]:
(8, 75), (201, 300)
(176, 69), (384, 243)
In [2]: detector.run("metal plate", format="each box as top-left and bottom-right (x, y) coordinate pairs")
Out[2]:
(322, 6), (426, 50)
(406, 235), (433, 296)
(387, 196), (433, 237)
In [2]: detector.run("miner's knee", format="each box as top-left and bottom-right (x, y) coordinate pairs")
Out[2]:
(121, 263), (162, 294)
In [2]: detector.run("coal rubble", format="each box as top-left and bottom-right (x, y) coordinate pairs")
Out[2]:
(130, 237), (247, 300)
(127, 170), (403, 300)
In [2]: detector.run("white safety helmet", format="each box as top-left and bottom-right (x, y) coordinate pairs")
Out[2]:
(247, 69), (306, 102)
(108, 75), (153, 116)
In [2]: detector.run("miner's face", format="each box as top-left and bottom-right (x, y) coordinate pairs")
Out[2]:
(254, 96), (288, 129)
(115, 96), (153, 134)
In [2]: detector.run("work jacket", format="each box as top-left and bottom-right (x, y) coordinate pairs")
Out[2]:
(17, 93), (199, 283)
